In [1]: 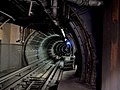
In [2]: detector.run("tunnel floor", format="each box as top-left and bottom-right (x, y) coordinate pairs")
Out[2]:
(58, 70), (91, 90)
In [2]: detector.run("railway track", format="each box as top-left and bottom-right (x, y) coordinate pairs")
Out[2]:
(0, 60), (63, 90)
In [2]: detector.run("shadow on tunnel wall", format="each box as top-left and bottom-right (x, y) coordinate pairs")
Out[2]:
(60, 3), (103, 90)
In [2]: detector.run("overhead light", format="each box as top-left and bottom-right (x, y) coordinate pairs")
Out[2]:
(60, 28), (66, 37)
(65, 38), (67, 41)
(66, 41), (71, 45)
(53, 20), (58, 25)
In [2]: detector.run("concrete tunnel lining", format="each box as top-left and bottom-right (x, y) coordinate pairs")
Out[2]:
(24, 31), (73, 65)
(24, 11), (96, 89)
(23, 3), (97, 89)
(0, 0), (108, 90)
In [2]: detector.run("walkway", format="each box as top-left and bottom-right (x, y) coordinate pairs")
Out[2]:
(58, 70), (91, 90)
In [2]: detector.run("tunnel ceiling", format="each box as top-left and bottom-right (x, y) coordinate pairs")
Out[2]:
(0, 0), (62, 35)
(0, 0), (103, 35)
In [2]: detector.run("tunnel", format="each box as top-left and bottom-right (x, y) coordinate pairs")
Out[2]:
(1, 0), (119, 90)
(22, 14), (96, 89)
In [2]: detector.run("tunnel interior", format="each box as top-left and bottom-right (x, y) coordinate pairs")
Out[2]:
(23, 4), (99, 88)
(0, 0), (104, 90)
(24, 31), (74, 65)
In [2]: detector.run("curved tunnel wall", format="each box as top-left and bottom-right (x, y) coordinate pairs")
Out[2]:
(24, 1), (99, 89)
(24, 31), (47, 64)
(38, 34), (62, 60)
(62, 4), (97, 88)
(24, 30), (72, 65)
